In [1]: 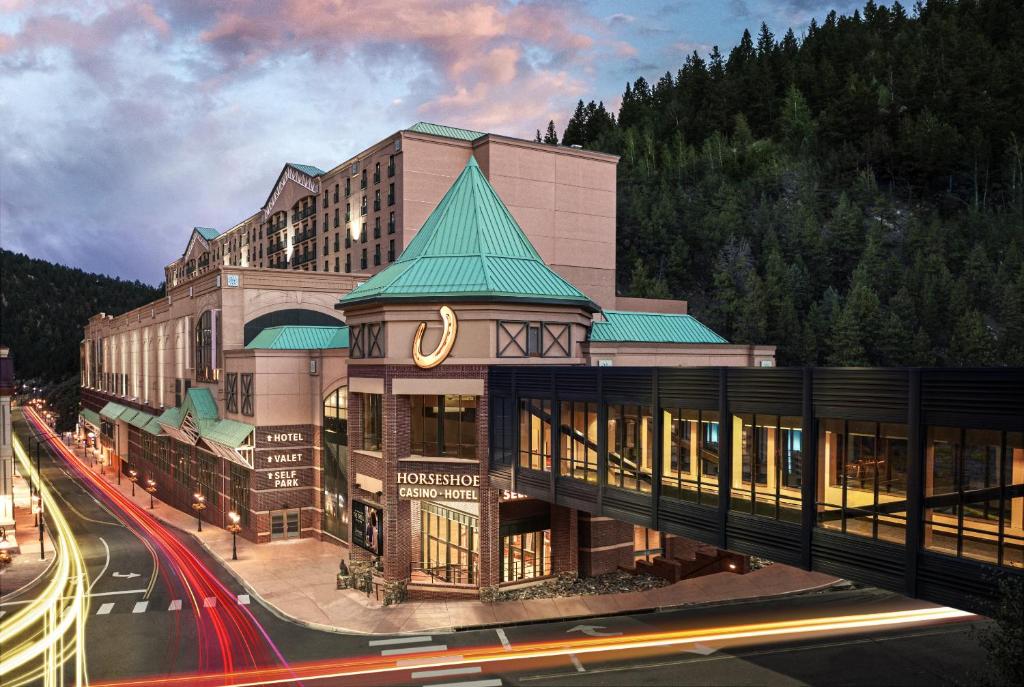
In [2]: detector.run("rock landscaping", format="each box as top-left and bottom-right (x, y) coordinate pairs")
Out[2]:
(491, 570), (668, 602)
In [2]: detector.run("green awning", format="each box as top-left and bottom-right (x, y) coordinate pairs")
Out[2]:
(99, 402), (130, 421)
(156, 407), (182, 428)
(126, 410), (155, 429)
(181, 388), (218, 421)
(589, 311), (728, 344)
(199, 418), (254, 448)
(79, 409), (102, 429)
(142, 417), (164, 436)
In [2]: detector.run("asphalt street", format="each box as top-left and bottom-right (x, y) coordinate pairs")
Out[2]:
(2, 413), (995, 687)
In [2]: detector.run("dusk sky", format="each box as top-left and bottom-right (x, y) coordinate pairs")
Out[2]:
(1, 0), (857, 284)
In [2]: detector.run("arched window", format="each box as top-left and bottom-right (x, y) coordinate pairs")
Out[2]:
(194, 310), (221, 382)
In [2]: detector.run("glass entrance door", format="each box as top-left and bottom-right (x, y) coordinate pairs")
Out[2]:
(271, 509), (301, 540)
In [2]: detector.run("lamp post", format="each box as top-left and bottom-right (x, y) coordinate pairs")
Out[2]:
(227, 511), (241, 561)
(145, 479), (157, 509)
(192, 493), (206, 532)
(128, 469), (138, 497)
(31, 495), (44, 560)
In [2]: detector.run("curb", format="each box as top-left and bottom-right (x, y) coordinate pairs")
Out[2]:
(90, 451), (848, 637)
(168, 516), (848, 637)
(451, 577), (846, 632)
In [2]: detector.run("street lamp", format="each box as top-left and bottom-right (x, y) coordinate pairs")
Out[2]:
(31, 495), (44, 560)
(145, 479), (157, 509)
(227, 511), (241, 561)
(128, 469), (138, 497)
(192, 493), (206, 532)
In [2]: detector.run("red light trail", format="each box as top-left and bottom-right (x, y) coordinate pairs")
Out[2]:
(23, 407), (294, 684)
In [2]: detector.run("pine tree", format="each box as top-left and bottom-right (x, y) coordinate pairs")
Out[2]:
(543, 120), (559, 145)
(949, 309), (997, 366)
(534, 129), (542, 143)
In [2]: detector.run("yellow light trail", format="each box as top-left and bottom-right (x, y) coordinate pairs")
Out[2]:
(94, 605), (975, 687)
(0, 428), (90, 686)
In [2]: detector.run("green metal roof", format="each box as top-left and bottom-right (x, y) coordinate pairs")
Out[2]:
(126, 410), (155, 429)
(79, 408), (101, 428)
(589, 311), (728, 344)
(181, 388), (218, 421)
(99, 402), (130, 420)
(195, 226), (219, 241)
(407, 122), (485, 141)
(198, 418), (254, 448)
(289, 163), (326, 177)
(142, 417), (164, 436)
(339, 157), (597, 311)
(246, 325), (349, 350)
(157, 407), (182, 428)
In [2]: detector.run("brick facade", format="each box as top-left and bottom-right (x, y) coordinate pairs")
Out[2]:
(578, 513), (634, 576)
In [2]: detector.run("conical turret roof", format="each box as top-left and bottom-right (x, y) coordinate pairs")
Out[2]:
(338, 156), (597, 311)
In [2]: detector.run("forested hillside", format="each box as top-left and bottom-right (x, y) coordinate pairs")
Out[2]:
(543, 0), (1024, 366)
(0, 249), (162, 428)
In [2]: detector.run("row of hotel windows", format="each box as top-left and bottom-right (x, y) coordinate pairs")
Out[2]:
(518, 399), (1024, 569)
(321, 156), (397, 205)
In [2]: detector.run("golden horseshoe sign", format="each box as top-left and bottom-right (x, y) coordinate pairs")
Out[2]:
(412, 305), (458, 369)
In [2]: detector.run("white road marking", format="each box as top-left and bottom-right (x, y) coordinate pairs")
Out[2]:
(570, 654), (585, 672)
(132, 601), (149, 614)
(90, 588), (146, 598)
(96, 603), (115, 615)
(112, 572), (140, 579)
(0, 610), (6, 619)
(411, 666), (482, 680)
(369, 635), (433, 647)
(684, 643), (717, 655)
(381, 644), (448, 656)
(428, 679), (502, 687)
(237, 594), (250, 605)
(88, 537), (111, 592)
(495, 628), (511, 651)
(203, 597), (217, 608)
(168, 600), (182, 611)
(1, 588), (146, 607)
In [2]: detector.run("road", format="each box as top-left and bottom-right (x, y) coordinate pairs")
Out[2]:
(3, 407), (994, 687)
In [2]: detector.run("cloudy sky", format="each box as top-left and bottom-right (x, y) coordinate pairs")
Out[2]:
(0, 0), (856, 283)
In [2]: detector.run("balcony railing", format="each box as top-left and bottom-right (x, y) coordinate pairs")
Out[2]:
(292, 226), (318, 244)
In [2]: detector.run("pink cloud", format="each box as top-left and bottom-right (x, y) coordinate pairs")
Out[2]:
(191, 0), (596, 134)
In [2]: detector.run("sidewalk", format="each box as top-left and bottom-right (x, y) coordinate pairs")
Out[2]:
(80, 443), (842, 634)
(0, 465), (58, 600)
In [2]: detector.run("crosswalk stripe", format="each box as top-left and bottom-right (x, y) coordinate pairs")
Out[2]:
(369, 635), (432, 646)
(203, 597), (216, 608)
(429, 679), (501, 687)
(237, 594), (250, 605)
(168, 600), (182, 611)
(381, 644), (447, 656)
(132, 601), (149, 614)
(96, 603), (114, 615)
(411, 666), (482, 680)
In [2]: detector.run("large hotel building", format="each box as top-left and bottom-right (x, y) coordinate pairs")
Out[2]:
(79, 123), (1022, 610)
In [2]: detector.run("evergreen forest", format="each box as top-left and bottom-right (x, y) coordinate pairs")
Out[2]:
(539, 0), (1024, 366)
(0, 249), (162, 428)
